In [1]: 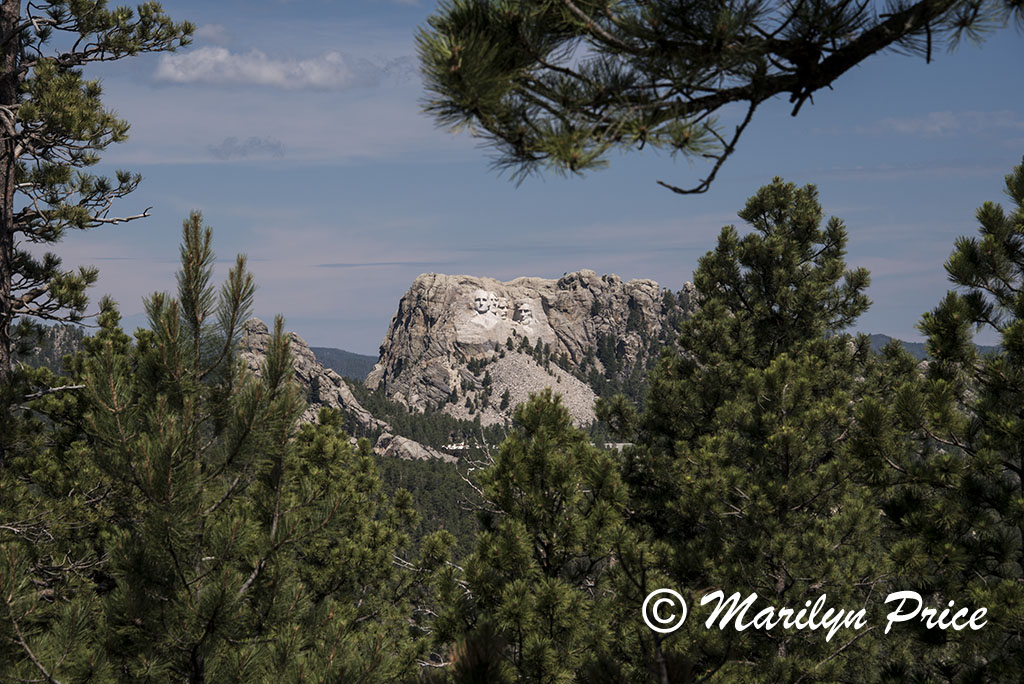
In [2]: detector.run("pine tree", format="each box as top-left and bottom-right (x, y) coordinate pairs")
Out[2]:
(418, 1), (1022, 194)
(614, 179), (890, 680)
(0, 318), (115, 680)
(0, 1), (193, 385)
(441, 390), (627, 683)
(871, 156), (1024, 681)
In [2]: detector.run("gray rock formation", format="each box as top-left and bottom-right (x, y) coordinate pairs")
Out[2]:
(15, 323), (85, 374)
(375, 433), (456, 463)
(239, 318), (454, 463)
(367, 270), (695, 425)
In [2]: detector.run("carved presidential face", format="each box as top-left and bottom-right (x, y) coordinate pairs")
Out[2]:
(489, 292), (499, 313)
(472, 289), (491, 314)
(516, 301), (534, 323)
(497, 297), (509, 319)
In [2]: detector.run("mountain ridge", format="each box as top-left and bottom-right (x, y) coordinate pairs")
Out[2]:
(309, 346), (377, 381)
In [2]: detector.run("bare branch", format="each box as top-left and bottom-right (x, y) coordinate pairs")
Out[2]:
(20, 384), (86, 402)
(656, 101), (759, 195)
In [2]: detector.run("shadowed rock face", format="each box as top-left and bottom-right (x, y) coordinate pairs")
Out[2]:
(239, 318), (455, 463)
(367, 270), (695, 425)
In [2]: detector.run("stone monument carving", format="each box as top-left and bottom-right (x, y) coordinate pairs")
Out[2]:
(496, 297), (509, 320)
(472, 289), (491, 315)
(470, 289), (501, 330)
(515, 301), (535, 325)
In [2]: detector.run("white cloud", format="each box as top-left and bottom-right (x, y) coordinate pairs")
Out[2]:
(857, 110), (1024, 137)
(155, 47), (359, 90)
(194, 24), (231, 45)
(208, 136), (285, 160)
(154, 47), (417, 91)
(100, 80), (475, 166)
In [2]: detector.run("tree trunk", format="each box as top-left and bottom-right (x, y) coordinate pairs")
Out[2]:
(0, 0), (21, 386)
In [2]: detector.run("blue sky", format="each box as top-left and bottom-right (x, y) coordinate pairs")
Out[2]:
(54, 1), (1024, 354)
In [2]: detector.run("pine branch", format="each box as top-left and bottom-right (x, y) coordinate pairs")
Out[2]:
(20, 383), (85, 402)
(88, 207), (152, 225)
(0, 16), (58, 48)
(4, 594), (67, 684)
(657, 100), (759, 195)
(560, 0), (631, 51)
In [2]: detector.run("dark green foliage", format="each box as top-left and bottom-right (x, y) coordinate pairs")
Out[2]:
(346, 377), (508, 452)
(867, 157), (1024, 681)
(595, 332), (618, 378)
(310, 345), (378, 380)
(625, 306), (643, 332)
(1, 215), (446, 683)
(614, 178), (889, 679)
(0, 319), (114, 680)
(467, 356), (491, 375)
(869, 333), (929, 360)
(439, 390), (627, 682)
(376, 455), (480, 559)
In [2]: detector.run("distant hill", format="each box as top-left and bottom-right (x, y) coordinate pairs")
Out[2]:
(310, 346), (378, 381)
(868, 334), (998, 360)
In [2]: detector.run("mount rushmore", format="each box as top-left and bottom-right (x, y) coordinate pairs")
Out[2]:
(468, 289), (534, 326)
(367, 270), (695, 426)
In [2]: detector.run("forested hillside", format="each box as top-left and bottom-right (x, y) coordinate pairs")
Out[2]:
(311, 345), (378, 380)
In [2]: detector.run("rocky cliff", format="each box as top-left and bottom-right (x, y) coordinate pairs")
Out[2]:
(15, 324), (85, 374)
(240, 318), (455, 463)
(366, 270), (695, 426)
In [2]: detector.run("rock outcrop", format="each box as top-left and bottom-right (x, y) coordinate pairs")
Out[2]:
(240, 318), (455, 463)
(367, 270), (694, 425)
(15, 323), (85, 374)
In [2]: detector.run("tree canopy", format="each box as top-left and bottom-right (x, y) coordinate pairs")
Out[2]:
(0, 1), (193, 386)
(418, 0), (1023, 193)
